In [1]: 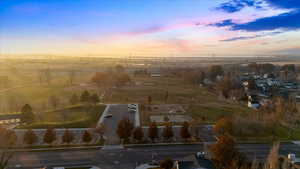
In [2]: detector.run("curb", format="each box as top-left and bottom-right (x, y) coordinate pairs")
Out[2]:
(8, 145), (104, 152)
(9, 142), (205, 152)
(97, 104), (110, 126)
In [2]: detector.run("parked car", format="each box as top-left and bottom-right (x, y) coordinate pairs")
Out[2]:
(128, 107), (136, 113)
(128, 104), (137, 108)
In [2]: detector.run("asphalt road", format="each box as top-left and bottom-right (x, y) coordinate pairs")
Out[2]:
(102, 104), (135, 145)
(8, 143), (300, 169)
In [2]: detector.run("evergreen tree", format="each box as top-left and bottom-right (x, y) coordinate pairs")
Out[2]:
(80, 90), (90, 103)
(90, 93), (100, 104)
(70, 93), (79, 105)
(20, 104), (35, 123)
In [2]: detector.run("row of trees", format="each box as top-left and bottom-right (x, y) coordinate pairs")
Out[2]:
(117, 118), (192, 143)
(23, 128), (94, 145)
(181, 65), (224, 85)
(248, 63), (297, 74)
(19, 90), (101, 124)
(91, 71), (131, 88)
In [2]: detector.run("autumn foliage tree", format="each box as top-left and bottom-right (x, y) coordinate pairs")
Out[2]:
(43, 128), (56, 145)
(210, 134), (242, 169)
(214, 117), (233, 136)
(0, 127), (17, 147)
(162, 123), (174, 141)
(23, 129), (38, 145)
(160, 158), (174, 169)
(132, 127), (144, 142)
(116, 117), (134, 142)
(114, 72), (131, 87)
(91, 71), (130, 88)
(4, 130), (17, 146)
(82, 130), (92, 143)
(0, 127), (17, 169)
(148, 122), (158, 142)
(180, 122), (191, 141)
(91, 72), (112, 88)
(62, 129), (74, 144)
(182, 70), (206, 85)
(94, 124), (105, 141)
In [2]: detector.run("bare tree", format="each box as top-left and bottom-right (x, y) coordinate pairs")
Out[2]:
(265, 143), (280, 169)
(0, 127), (17, 169)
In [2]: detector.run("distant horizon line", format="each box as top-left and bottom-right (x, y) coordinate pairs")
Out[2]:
(0, 54), (297, 59)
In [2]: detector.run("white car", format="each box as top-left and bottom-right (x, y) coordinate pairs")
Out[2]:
(128, 107), (136, 113)
(128, 104), (137, 108)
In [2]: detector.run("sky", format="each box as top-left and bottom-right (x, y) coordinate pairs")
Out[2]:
(0, 0), (300, 57)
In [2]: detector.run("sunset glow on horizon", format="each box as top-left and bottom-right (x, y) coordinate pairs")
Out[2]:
(1, 0), (300, 57)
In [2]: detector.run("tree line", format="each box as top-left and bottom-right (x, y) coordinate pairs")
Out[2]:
(116, 117), (192, 143)
(19, 90), (101, 124)
(21, 127), (100, 146)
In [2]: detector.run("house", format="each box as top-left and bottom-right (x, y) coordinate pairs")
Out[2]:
(0, 113), (21, 124)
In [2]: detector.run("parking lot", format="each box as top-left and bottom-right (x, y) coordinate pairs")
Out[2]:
(101, 104), (137, 145)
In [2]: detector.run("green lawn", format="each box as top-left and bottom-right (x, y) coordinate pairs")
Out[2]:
(186, 104), (254, 123)
(17, 104), (106, 129)
(234, 125), (300, 142)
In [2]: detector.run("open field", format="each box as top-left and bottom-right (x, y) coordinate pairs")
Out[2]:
(1, 57), (300, 141)
(235, 125), (300, 142)
(108, 76), (254, 125)
(17, 104), (106, 129)
(186, 103), (254, 123)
